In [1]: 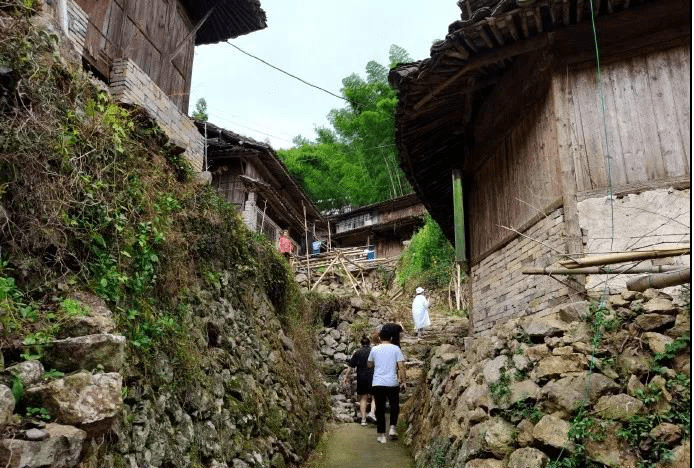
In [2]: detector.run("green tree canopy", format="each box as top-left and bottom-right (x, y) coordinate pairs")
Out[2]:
(278, 45), (413, 211)
(192, 98), (208, 121)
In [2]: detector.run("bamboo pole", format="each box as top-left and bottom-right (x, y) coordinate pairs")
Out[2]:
(260, 199), (267, 235)
(559, 247), (690, 269)
(339, 256), (360, 297)
(626, 268), (691, 292)
(327, 221), (332, 252)
(302, 202), (311, 289)
(310, 255), (341, 292)
(523, 265), (683, 275)
(456, 263), (462, 310)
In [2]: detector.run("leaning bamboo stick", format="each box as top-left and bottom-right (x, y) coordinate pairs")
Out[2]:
(310, 255), (341, 292)
(560, 247), (690, 269)
(339, 256), (361, 297)
(523, 265), (683, 275)
(626, 268), (691, 292)
(302, 202), (311, 289)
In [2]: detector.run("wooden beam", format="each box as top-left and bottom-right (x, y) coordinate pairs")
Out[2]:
(560, 247), (691, 269)
(627, 268), (691, 292)
(414, 34), (552, 111)
(524, 265), (683, 275)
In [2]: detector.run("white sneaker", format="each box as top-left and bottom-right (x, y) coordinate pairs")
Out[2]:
(377, 435), (387, 444)
(366, 413), (376, 423)
(389, 426), (398, 439)
(361, 418), (367, 426)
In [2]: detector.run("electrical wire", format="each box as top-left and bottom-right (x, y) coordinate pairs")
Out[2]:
(225, 41), (361, 108)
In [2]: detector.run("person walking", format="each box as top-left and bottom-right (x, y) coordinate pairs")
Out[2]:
(344, 335), (376, 426)
(412, 287), (431, 339)
(368, 325), (406, 444)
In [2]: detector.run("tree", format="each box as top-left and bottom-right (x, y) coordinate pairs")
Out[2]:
(192, 98), (208, 121)
(278, 45), (413, 211)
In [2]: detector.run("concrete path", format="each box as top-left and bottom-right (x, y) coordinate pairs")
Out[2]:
(306, 423), (414, 468)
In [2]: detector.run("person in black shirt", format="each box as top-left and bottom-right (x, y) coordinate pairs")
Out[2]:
(344, 335), (376, 425)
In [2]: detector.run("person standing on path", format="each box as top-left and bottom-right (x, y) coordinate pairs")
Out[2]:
(412, 287), (431, 338)
(368, 326), (406, 444)
(278, 230), (293, 260)
(344, 335), (376, 426)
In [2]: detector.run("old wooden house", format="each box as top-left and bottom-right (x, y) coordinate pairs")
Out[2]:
(328, 193), (426, 259)
(198, 121), (324, 250)
(48, 0), (266, 171)
(390, 0), (690, 334)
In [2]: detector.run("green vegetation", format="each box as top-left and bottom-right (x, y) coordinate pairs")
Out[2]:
(191, 97), (208, 121)
(488, 366), (511, 405)
(397, 215), (455, 289)
(278, 45), (413, 210)
(0, 6), (328, 463)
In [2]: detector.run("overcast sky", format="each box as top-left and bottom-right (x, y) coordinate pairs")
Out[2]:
(190, 0), (461, 149)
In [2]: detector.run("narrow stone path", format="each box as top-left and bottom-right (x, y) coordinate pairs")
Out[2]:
(306, 423), (414, 468)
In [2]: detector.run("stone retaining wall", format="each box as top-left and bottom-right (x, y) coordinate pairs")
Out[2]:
(110, 58), (205, 171)
(471, 208), (574, 335)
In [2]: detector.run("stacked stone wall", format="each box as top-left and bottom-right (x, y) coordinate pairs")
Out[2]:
(110, 58), (205, 172)
(471, 208), (573, 335)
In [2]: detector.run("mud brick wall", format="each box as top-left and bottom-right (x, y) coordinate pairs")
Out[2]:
(110, 59), (205, 172)
(471, 208), (575, 335)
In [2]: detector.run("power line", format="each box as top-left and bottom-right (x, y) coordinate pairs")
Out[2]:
(225, 41), (357, 106)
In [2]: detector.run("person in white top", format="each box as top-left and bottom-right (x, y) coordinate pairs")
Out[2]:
(412, 287), (431, 338)
(367, 324), (406, 444)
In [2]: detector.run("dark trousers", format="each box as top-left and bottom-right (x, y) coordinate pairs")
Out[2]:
(372, 385), (400, 434)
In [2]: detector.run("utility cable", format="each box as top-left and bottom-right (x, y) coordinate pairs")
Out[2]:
(225, 41), (361, 108)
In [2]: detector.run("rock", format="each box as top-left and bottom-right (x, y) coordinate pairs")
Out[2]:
(481, 418), (516, 458)
(609, 295), (630, 307)
(37, 371), (122, 427)
(635, 314), (676, 331)
(333, 352), (347, 362)
(621, 290), (641, 301)
(666, 313), (690, 339)
(0, 384), (14, 426)
(24, 429), (48, 441)
(56, 315), (116, 338)
(532, 354), (586, 380)
(643, 298), (676, 314)
(542, 378), (584, 413)
(461, 384), (493, 411)
(626, 375), (645, 397)
(594, 394), (644, 421)
(508, 447), (549, 468)
(585, 422), (638, 468)
(649, 423), (682, 445)
(583, 373), (620, 402)
(2, 361), (44, 387)
(533, 415), (573, 451)
(616, 349), (652, 375)
(522, 316), (569, 338)
(482, 356), (509, 385)
(0, 423), (86, 468)
(510, 380), (541, 405)
(294, 273), (308, 284)
(516, 419), (534, 447)
(526, 344), (550, 361)
(349, 297), (364, 309)
(658, 440), (690, 468)
(673, 353), (690, 377)
(68, 292), (112, 317)
(642, 332), (674, 354)
(552, 346), (573, 355)
(43, 334), (125, 373)
(465, 459), (504, 468)
(562, 322), (592, 344)
(512, 354), (530, 371)
(555, 301), (590, 322)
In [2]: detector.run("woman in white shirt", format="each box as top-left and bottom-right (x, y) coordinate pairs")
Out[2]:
(412, 287), (431, 338)
(367, 324), (406, 444)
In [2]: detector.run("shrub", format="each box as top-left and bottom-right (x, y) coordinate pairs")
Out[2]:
(397, 214), (455, 289)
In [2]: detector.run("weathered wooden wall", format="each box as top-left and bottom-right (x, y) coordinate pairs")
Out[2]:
(76, 0), (195, 112)
(468, 91), (563, 263)
(563, 45), (690, 197)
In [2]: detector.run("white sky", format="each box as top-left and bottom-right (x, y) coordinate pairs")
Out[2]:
(190, 0), (461, 149)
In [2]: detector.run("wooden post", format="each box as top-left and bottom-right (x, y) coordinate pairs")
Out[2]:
(452, 169), (467, 310)
(311, 255), (340, 291)
(552, 71), (585, 291)
(302, 202), (311, 289)
(259, 199), (267, 235)
(327, 221), (332, 251)
(339, 256), (360, 296)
